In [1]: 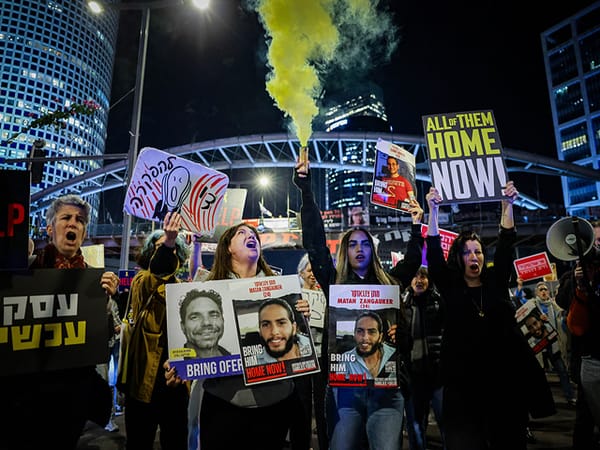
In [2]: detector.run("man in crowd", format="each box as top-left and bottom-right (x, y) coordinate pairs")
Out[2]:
(257, 297), (312, 363)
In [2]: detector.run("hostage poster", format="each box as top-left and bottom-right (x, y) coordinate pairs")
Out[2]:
(370, 138), (416, 213)
(515, 301), (558, 354)
(422, 110), (509, 204)
(328, 284), (400, 388)
(166, 279), (244, 381)
(231, 275), (320, 385)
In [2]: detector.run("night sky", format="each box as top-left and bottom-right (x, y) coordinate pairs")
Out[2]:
(101, 0), (597, 220)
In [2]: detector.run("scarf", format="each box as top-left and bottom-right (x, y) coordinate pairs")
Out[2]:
(34, 243), (86, 269)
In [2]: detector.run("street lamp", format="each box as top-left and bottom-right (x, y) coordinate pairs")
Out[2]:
(257, 175), (270, 225)
(87, 0), (209, 269)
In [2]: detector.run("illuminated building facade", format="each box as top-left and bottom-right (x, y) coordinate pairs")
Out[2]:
(320, 90), (391, 211)
(0, 0), (118, 228)
(542, 2), (600, 217)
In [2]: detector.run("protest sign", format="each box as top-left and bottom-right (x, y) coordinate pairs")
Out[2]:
(371, 138), (416, 213)
(422, 110), (509, 204)
(328, 284), (400, 388)
(166, 275), (319, 384)
(231, 275), (319, 385)
(0, 170), (30, 270)
(124, 147), (229, 236)
(515, 301), (558, 354)
(514, 252), (553, 282)
(0, 268), (109, 375)
(166, 279), (244, 380)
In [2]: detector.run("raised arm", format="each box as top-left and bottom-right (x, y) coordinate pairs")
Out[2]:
(500, 180), (518, 230)
(389, 198), (424, 287)
(425, 187), (442, 237)
(292, 160), (335, 294)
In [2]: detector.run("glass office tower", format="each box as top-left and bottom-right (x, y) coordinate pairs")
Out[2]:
(320, 90), (390, 211)
(0, 0), (119, 229)
(542, 2), (600, 218)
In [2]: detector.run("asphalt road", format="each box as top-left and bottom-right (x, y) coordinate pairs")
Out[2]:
(76, 373), (595, 450)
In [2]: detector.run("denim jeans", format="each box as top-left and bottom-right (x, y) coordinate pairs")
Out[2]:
(330, 387), (404, 450)
(405, 385), (444, 450)
(549, 352), (576, 401)
(580, 356), (600, 427)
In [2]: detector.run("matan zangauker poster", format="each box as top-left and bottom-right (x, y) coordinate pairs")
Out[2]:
(328, 284), (400, 388)
(231, 275), (320, 385)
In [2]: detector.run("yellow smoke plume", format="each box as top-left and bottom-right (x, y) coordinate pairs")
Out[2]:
(256, 0), (338, 146)
(256, 0), (395, 146)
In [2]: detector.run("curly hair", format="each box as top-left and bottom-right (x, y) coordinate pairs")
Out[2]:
(179, 289), (223, 322)
(136, 229), (189, 270)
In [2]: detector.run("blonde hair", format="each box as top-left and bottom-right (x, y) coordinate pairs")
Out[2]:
(335, 227), (397, 285)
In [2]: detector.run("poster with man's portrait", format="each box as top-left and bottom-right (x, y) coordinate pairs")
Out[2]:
(230, 275), (320, 385)
(328, 284), (400, 388)
(370, 138), (416, 213)
(166, 279), (244, 380)
(515, 301), (558, 354)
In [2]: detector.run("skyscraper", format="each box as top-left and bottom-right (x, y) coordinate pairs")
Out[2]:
(0, 0), (118, 228)
(542, 2), (600, 218)
(320, 89), (391, 211)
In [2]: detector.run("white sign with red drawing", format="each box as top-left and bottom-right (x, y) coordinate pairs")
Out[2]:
(124, 147), (229, 236)
(513, 252), (553, 281)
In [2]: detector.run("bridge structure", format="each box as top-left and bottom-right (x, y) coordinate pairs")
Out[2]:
(28, 131), (600, 265)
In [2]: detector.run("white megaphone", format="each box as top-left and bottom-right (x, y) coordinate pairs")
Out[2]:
(546, 216), (595, 261)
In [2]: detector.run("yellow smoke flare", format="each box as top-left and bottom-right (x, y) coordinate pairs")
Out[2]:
(257, 0), (338, 146)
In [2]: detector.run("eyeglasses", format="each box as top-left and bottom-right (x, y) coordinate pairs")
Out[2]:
(538, 287), (548, 291)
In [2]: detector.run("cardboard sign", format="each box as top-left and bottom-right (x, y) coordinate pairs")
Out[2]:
(515, 301), (558, 354)
(328, 284), (400, 388)
(371, 138), (416, 213)
(118, 269), (137, 293)
(420, 224), (459, 263)
(0, 170), (30, 270)
(513, 252), (553, 282)
(231, 275), (319, 385)
(0, 268), (109, 375)
(166, 275), (319, 384)
(422, 110), (509, 204)
(124, 147), (229, 236)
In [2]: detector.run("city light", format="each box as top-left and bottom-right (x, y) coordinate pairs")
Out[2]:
(87, 0), (210, 269)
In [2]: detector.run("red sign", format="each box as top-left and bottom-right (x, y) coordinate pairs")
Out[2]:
(420, 224), (459, 262)
(513, 252), (553, 281)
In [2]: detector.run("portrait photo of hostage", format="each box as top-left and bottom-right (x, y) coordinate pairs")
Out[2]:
(347, 205), (370, 227)
(165, 279), (243, 381)
(371, 139), (416, 213)
(178, 288), (231, 358)
(347, 311), (397, 378)
(524, 313), (559, 355)
(232, 292), (319, 385)
(328, 284), (401, 389)
(515, 301), (558, 355)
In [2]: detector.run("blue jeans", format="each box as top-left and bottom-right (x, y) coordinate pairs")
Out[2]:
(330, 387), (404, 450)
(580, 356), (600, 427)
(405, 385), (445, 450)
(549, 352), (575, 401)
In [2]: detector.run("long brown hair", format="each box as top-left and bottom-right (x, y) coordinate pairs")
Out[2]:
(335, 226), (397, 285)
(206, 223), (275, 281)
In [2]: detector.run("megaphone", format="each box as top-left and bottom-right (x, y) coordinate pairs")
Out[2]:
(546, 216), (595, 261)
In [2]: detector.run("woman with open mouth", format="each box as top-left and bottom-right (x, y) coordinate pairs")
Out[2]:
(425, 181), (556, 450)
